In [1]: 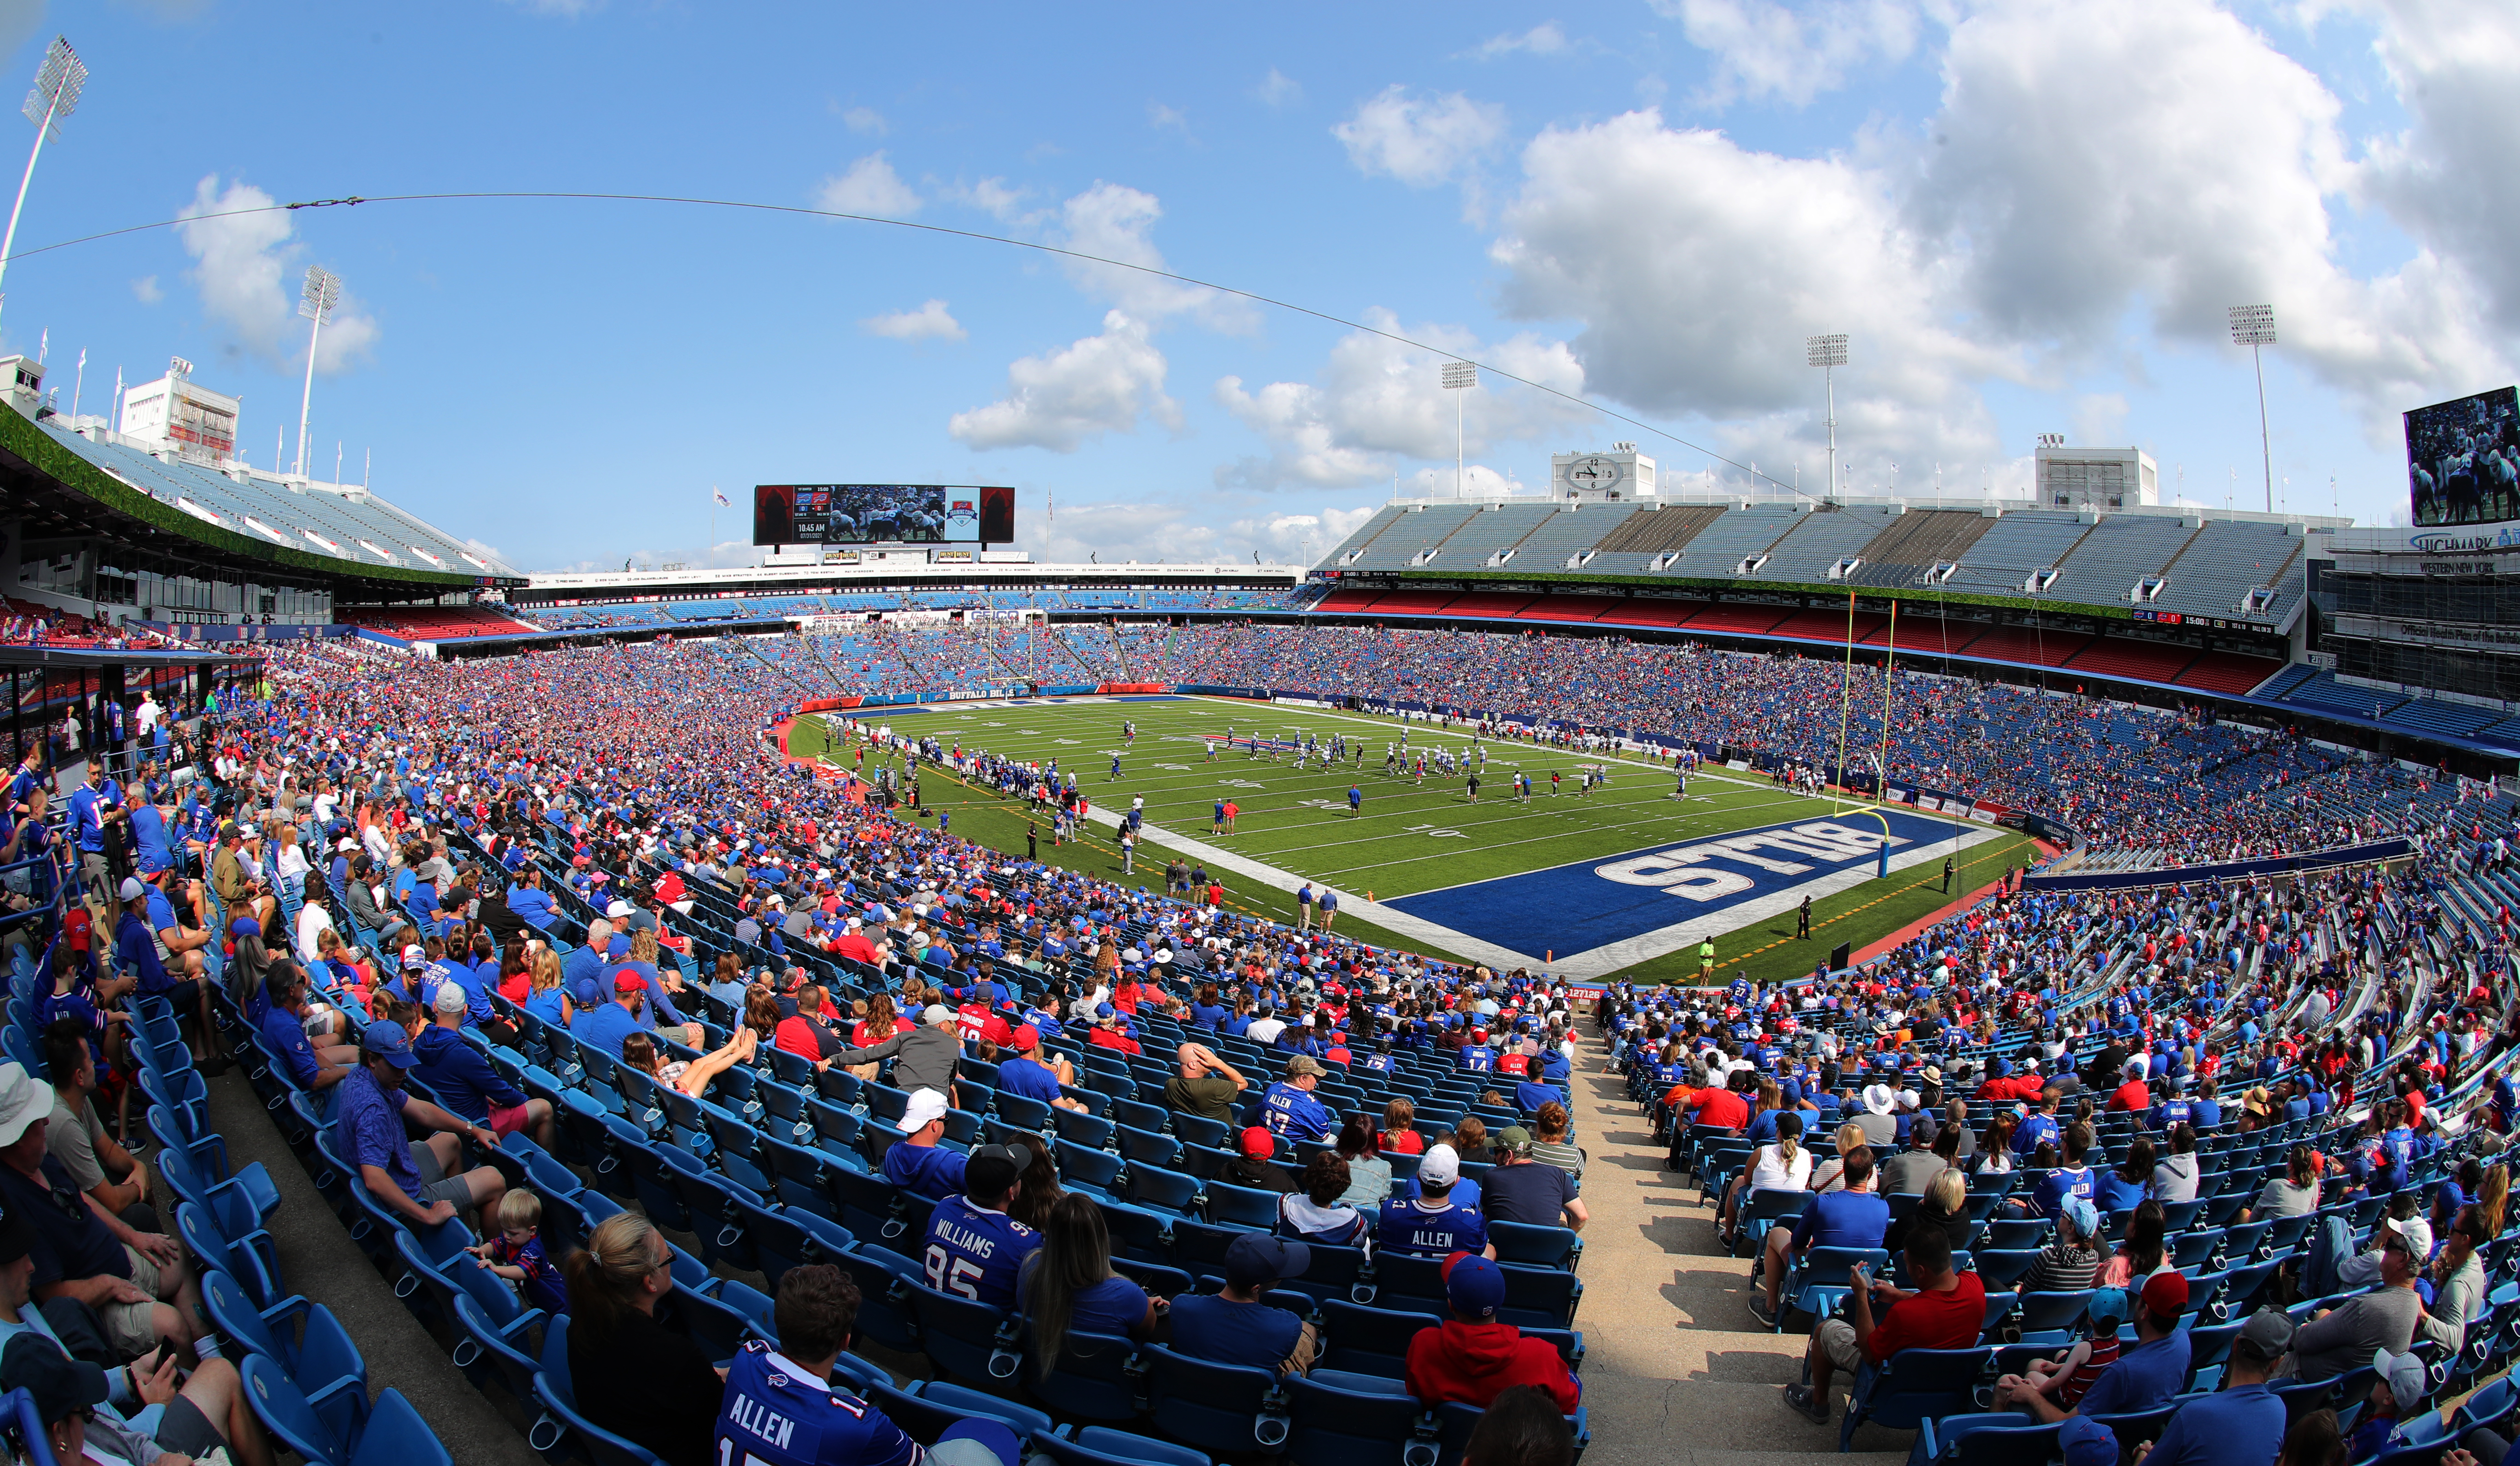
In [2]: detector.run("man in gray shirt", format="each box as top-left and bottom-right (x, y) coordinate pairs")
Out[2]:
(2416, 1210), (2488, 1355)
(826, 1002), (963, 1101)
(2289, 1219), (2424, 1380)
(1881, 1123), (1952, 1196)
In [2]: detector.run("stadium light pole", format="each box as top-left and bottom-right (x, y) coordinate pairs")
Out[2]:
(2229, 305), (2276, 514)
(1808, 334), (1848, 505)
(1442, 361), (1476, 498)
(293, 266), (342, 479)
(0, 38), (87, 333)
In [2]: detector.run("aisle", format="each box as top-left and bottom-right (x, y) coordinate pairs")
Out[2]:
(1564, 1032), (1912, 1465)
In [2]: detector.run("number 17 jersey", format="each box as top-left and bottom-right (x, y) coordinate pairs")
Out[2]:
(716, 1339), (921, 1466)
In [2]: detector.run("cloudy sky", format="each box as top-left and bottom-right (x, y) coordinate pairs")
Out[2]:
(0, 0), (2511, 571)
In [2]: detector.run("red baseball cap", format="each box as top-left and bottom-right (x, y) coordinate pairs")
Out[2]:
(2139, 1269), (2189, 1318)
(1240, 1126), (1277, 1158)
(614, 972), (646, 995)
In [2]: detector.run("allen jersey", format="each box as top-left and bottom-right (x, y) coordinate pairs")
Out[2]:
(715, 1339), (921, 1466)
(921, 1194), (1040, 1309)
(1376, 1197), (1488, 1257)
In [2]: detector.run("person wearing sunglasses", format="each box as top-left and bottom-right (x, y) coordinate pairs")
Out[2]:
(2287, 1216), (2425, 1381)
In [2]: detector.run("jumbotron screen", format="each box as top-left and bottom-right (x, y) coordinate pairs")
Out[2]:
(2407, 386), (2520, 528)
(752, 484), (1014, 545)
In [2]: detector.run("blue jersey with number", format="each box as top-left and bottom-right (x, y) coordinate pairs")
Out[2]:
(1376, 1197), (1488, 1257)
(715, 1340), (920, 1466)
(921, 1195), (1040, 1310)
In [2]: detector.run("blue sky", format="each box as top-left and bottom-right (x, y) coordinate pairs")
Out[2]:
(0, 0), (2510, 571)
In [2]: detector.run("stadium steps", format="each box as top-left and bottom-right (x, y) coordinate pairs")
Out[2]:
(1515, 503), (1643, 566)
(2046, 514), (2197, 607)
(1590, 503), (1728, 557)
(1743, 504), (1906, 582)
(1661, 506), (1808, 576)
(198, 1061), (545, 1466)
(1939, 510), (2090, 595)
(1843, 508), (1998, 588)
(1564, 1047), (1913, 1465)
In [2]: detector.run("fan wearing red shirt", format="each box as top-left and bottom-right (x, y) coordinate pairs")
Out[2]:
(1690, 1073), (1753, 1133)
(2107, 1071), (2152, 1112)
(1784, 1224), (1986, 1425)
(1404, 1253), (1582, 1413)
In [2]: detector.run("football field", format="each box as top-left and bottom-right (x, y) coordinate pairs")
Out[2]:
(793, 695), (2036, 987)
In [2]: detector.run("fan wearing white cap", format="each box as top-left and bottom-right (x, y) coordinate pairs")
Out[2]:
(880, 1090), (967, 1201)
(1373, 1145), (1493, 1259)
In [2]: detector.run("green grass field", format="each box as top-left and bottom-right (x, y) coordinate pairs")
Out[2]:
(791, 696), (2035, 986)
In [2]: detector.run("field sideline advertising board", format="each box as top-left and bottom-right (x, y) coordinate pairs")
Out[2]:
(752, 484), (1016, 546)
(2407, 386), (2520, 527)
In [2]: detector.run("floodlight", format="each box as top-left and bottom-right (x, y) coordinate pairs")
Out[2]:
(1806, 333), (1849, 368)
(0, 38), (88, 328)
(2229, 304), (2277, 511)
(296, 266), (346, 477)
(1442, 362), (1477, 497)
(1808, 333), (1849, 500)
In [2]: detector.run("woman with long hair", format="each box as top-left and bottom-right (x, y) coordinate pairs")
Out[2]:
(742, 984), (782, 1045)
(1008, 1133), (1067, 1231)
(1453, 1116), (1493, 1165)
(1278, 1152), (1371, 1245)
(2476, 1163), (2510, 1238)
(1020, 1193), (1161, 1375)
(1720, 1111), (1812, 1248)
(849, 990), (910, 1082)
(2097, 1136), (2155, 1214)
(1973, 1113), (2018, 1175)
(1886, 1168), (1972, 1256)
(562, 1213), (723, 1466)
(1812, 1122), (1870, 1193)
(1380, 1097), (1425, 1156)
(1335, 1116), (1393, 1208)
(526, 947), (577, 1028)
(1529, 1101), (1584, 1179)
(2095, 1199), (2166, 1287)
(622, 1025), (757, 1099)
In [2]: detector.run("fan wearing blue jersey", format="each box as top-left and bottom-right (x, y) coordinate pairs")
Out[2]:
(881, 1089), (967, 1201)
(716, 1265), (921, 1466)
(919, 1145), (1039, 1309)
(1375, 1144), (1494, 1259)
(1260, 1055), (1337, 1142)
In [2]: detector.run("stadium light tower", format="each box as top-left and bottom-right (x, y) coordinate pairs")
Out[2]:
(1441, 361), (1476, 498)
(2229, 304), (2276, 514)
(0, 38), (87, 332)
(294, 266), (342, 479)
(1808, 333), (1848, 502)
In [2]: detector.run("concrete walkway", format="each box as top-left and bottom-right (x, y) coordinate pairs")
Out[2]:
(1565, 1026), (1912, 1465)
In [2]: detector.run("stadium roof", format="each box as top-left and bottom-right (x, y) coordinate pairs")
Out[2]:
(0, 405), (522, 597)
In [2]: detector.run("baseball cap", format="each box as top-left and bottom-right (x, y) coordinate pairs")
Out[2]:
(2374, 1347), (2429, 1406)
(1418, 1143), (1461, 1188)
(900, 1089), (951, 1134)
(361, 1025), (421, 1069)
(613, 972), (646, 996)
(1498, 1125), (1534, 1154)
(2059, 1197), (2100, 1240)
(2234, 1307), (2295, 1361)
(229, 914), (262, 940)
(1285, 1055), (1326, 1078)
(117, 876), (144, 903)
(1442, 1251), (1506, 1321)
(2083, 1287), (2130, 1326)
(964, 1144), (1027, 1200)
(926, 1420), (1021, 1466)
(923, 1004), (955, 1027)
(0, 1332), (110, 1426)
(1223, 1233), (1310, 1289)
(2138, 1269), (2189, 1319)
(401, 943), (427, 970)
(0, 1065), (49, 1149)
(433, 984), (470, 1015)
(1239, 1126), (1277, 1159)
(2056, 1415), (2118, 1466)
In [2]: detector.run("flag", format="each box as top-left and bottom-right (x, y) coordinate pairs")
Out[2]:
(712, 488), (731, 507)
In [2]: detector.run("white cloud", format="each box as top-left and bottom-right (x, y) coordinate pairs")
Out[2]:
(946, 177), (1032, 223)
(1212, 309), (1593, 489)
(1015, 499), (1374, 567)
(861, 299), (966, 343)
(2072, 392), (2129, 445)
(842, 106), (888, 136)
(814, 152), (921, 218)
(1053, 182), (1254, 330)
(1147, 101), (1192, 137)
(949, 310), (1178, 452)
(1468, 23), (1570, 59)
(130, 276), (162, 304)
(1254, 69), (1304, 107)
(174, 175), (379, 373)
(2361, 0), (2520, 343)
(1664, 0), (1923, 106)
(1333, 86), (1507, 187)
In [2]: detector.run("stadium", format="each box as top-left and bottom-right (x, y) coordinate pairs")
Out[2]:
(3, 14), (2520, 1466)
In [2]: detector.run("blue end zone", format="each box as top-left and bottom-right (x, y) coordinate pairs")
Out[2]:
(1386, 807), (1963, 963)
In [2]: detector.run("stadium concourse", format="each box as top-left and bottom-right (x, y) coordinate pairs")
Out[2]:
(12, 627), (2520, 1466)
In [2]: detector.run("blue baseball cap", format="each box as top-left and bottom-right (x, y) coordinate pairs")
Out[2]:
(2057, 1416), (2117, 1466)
(1442, 1251), (1505, 1321)
(361, 1025), (420, 1069)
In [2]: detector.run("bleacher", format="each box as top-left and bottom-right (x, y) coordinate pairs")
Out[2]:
(2047, 514), (2199, 607)
(1941, 511), (2091, 597)
(33, 418), (518, 577)
(1745, 505), (1906, 583)
(338, 605), (544, 641)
